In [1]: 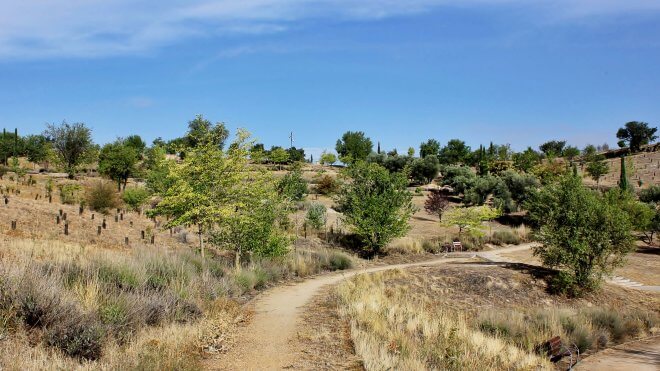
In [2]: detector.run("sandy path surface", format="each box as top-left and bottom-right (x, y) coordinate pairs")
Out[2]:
(576, 336), (660, 371)
(211, 243), (657, 370)
(211, 244), (533, 370)
(212, 257), (468, 370)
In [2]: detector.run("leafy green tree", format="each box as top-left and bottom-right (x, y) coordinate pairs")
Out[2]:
(151, 130), (289, 267)
(277, 166), (308, 202)
(44, 122), (94, 178)
(145, 145), (173, 194)
(287, 147), (305, 163)
(335, 131), (373, 164)
(419, 139), (440, 158)
(527, 176), (634, 295)
(320, 151), (337, 166)
(407, 147), (415, 157)
(269, 147), (290, 169)
(441, 205), (500, 238)
(463, 175), (502, 206)
(441, 165), (477, 195)
(122, 187), (151, 211)
(512, 147), (542, 172)
(586, 157), (609, 188)
(498, 170), (540, 212)
(185, 114), (229, 149)
(582, 144), (598, 162)
(616, 121), (657, 152)
(23, 134), (49, 166)
(306, 203), (327, 231)
(409, 155), (440, 184)
(124, 135), (146, 155)
(539, 140), (566, 157)
(438, 139), (471, 165)
(562, 146), (580, 160)
(336, 162), (414, 255)
(98, 139), (140, 191)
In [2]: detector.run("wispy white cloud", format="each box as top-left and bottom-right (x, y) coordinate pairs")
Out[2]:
(126, 96), (156, 109)
(0, 0), (658, 59)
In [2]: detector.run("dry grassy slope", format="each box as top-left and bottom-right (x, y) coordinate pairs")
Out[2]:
(581, 151), (660, 189)
(0, 175), (197, 250)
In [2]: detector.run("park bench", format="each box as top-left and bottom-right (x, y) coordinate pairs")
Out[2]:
(538, 336), (580, 366)
(452, 241), (463, 252)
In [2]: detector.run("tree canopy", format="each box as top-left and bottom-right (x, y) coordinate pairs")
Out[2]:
(335, 131), (373, 164)
(527, 176), (634, 295)
(336, 162), (414, 255)
(616, 121), (657, 152)
(419, 139), (440, 158)
(43, 121), (95, 178)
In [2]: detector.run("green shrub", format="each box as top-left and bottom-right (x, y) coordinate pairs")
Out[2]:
(328, 252), (353, 270)
(45, 315), (105, 360)
(86, 181), (120, 213)
(639, 185), (660, 204)
(306, 203), (327, 231)
(122, 187), (151, 211)
(422, 239), (442, 254)
(491, 230), (521, 246)
(58, 183), (82, 205)
(234, 271), (257, 293)
(98, 263), (141, 291)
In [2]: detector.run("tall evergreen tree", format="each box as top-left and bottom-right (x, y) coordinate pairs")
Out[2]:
(619, 156), (629, 191)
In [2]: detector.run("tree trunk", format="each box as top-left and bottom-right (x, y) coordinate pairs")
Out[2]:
(235, 246), (241, 271)
(198, 224), (205, 261)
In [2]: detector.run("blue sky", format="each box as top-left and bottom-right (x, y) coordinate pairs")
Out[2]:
(1, 1), (659, 158)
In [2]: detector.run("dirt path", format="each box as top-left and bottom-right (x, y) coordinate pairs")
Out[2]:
(213, 257), (466, 370)
(211, 245), (533, 370)
(576, 336), (660, 371)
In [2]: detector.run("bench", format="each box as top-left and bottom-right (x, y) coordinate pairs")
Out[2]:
(538, 336), (580, 365)
(452, 241), (463, 252)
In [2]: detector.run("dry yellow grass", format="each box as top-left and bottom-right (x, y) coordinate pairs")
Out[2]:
(336, 270), (552, 370)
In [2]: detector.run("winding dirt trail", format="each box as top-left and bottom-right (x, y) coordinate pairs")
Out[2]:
(211, 244), (533, 370)
(211, 243), (656, 370)
(576, 336), (660, 371)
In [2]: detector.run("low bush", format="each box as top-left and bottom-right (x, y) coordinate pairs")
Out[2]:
(491, 230), (521, 246)
(45, 315), (105, 360)
(314, 175), (338, 195)
(58, 183), (82, 205)
(122, 187), (151, 211)
(86, 181), (120, 214)
(327, 252), (353, 270)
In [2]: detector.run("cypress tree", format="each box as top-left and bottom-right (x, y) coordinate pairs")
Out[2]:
(572, 162), (578, 177)
(377, 141), (381, 154)
(619, 156), (629, 191)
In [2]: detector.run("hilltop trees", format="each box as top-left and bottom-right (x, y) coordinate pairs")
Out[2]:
(336, 162), (414, 255)
(616, 121), (657, 152)
(438, 139), (470, 165)
(512, 147), (542, 172)
(539, 140), (566, 157)
(320, 151), (337, 166)
(23, 134), (50, 165)
(527, 176), (634, 295)
(185, 114), (229, 149)
(409, 155), (440, 184)
(336, 131), (373, 164)
(419, 139), (441, 158)
(44, 122), (94, 178)
(98, 139), (140, 191)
